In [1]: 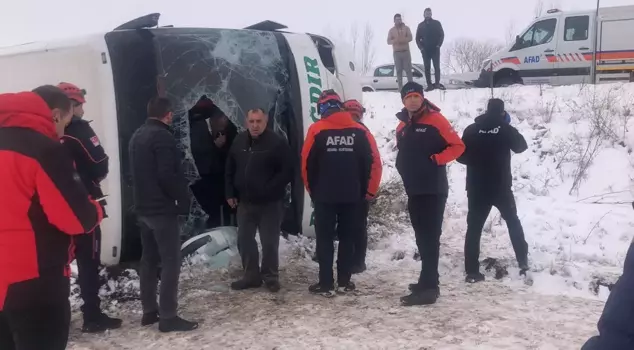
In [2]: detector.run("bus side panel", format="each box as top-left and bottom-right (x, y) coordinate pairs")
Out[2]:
(282, 33), (336, 238)
(0, 39), (123, 266)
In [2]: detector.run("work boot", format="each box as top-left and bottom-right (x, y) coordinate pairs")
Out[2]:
(465, 272), (485, 284)
(408, 283), (422, 292)
(158, 316), (199, 333)
(336, 281), (356, 294)
(400, 288), (440, 306)
(141, 311), (160, 326)
(230, 278), (262, 291)
(264, 280), (281, 293)
(308, 282), (335, 297)
(82, 313), (123, 333)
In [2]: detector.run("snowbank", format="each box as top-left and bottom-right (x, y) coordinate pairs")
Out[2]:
(362, 82), (634, 300)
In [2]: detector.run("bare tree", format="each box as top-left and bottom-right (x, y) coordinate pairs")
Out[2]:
(442, 38), (505, 74)
(324, 22), (376, 75)
(505, 21), (517, 45)
(534, 0), (544, 18)
(359, 23), (376, 74)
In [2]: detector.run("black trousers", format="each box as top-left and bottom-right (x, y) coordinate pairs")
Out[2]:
(352, 201), (370, 267)
(75, 226), (102, 321)
(422, 48), (441, 86)
(464, 190), (529, 274)
(138, 215), (182, 319)
(314, 201), (365, 288)
(236, 201), (284, 282)
(0, 301), (71, 350)
(408, 195), (447, 290)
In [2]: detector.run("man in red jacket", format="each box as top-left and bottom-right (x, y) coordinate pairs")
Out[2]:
(0, 86), (103, 350)
(395, 82), (464, 306)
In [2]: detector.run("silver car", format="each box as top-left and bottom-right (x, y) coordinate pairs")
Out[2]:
(361, 63), (473, 92)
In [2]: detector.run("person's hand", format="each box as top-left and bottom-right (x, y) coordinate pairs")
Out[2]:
(214, 134), (226, 147)
(430, 154), (438, 164)
(227, 198), (238, 209)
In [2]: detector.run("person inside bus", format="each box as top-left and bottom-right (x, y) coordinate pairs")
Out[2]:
(189, 95), (238, 228)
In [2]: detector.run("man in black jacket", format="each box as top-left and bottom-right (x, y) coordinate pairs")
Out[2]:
(57, 82), (122, 333)
(225, 108), (293, 293)
(457, 98), (529, 283)
(129, 97), (198, 332)
(189, 96), (238, 228)
(415, 8), (445, 91)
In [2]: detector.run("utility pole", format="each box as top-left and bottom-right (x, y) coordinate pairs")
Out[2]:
(591, 0), (601, 84)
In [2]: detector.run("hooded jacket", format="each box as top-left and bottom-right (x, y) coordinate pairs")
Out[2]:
(395, 100), (464, 196)
(457, 112), (527, 194)
(302, 110), (382, 203)
(0, 92), (103, 311)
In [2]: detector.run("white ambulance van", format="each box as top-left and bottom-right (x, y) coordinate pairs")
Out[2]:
(474, 5), (634, 87)
(0, 14), (361, 265)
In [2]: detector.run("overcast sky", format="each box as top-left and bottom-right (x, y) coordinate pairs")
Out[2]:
(0, 0), (631, 65)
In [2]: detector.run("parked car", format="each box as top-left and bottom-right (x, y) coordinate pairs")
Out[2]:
(361, 63), (473, 92)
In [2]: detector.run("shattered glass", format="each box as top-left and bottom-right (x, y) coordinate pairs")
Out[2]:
(155, 29), (291, 238)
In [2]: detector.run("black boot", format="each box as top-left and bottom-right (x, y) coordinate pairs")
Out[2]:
(308, 282), (335, 297)
(230, 278), (262, 291)
(141, 311), (160, 326)
(264, 280), (281, 293)
(424, 84), (435, 92)
(408, 283), (422, 292)
(400, 288), (440, 306)
(336, 281), (356, 294)
(465, 272), (485, 284)
(158, 316), (199, 333)
(82, 313), (123, 333)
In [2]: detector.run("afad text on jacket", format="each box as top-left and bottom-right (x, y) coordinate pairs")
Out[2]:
(0, 92), (103, 311)
(456, 112), (528, 194)
(395, 101), (464, 196)
(301, 110), (382, 203)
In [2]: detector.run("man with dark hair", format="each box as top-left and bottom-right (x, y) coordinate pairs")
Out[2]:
(396, 82), (464, 306)
(415, 8), (445, 91)
(0, 86), (103, 350)
(225, 108), (293, 292)
(129, 96), (198, 332)
(457, 98), (529, 283)
(189, 95), (238, 228)
(302, 90), (382, 297)
(57, 82), (121, 333)
(388, 13), (414, 91)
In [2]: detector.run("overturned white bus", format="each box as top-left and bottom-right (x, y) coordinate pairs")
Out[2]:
(0, 14), (362, 265)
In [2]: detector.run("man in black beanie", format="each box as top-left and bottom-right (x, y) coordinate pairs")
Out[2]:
(457, 98), (530, 283)
(395, 81), (464, 305)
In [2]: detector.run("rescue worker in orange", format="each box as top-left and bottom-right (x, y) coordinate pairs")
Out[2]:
(302, 91), (382, 297)
(395, 81), (464, 306)
(343, 99), (371, 274)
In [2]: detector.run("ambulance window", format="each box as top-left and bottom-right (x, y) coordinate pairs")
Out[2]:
(375, 65), (395, 77)
(513, 18), (557, 50)
(564, 16), (589, 41)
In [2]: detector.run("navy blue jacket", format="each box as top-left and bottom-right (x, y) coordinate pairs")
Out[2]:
(583, 235), (634, 350)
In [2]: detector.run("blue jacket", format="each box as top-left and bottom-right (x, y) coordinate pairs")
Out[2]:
(583, 237), (634, 350)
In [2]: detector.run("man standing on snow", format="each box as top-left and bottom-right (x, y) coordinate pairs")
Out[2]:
(415, 8), (445, 91)
(457, 98), (529, 283)
(302, 90), (382, 297)
(129, 97), (198, 332)
(395, 82), (464, 306)
(343, 99), (372, 274)
(225, 108), (293, 293)
(57, 82), (122, 333)
(388, 13), (414, 91)
(0, 86), (103, 350)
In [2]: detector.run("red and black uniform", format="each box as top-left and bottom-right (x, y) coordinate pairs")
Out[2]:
(0, 92), (103, 350)
(302, 92), (382, 290)
(61, 115), (109, 324)
(395, 83), (464, 301)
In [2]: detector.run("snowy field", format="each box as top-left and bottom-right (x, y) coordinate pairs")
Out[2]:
(68, 83), (634, 349)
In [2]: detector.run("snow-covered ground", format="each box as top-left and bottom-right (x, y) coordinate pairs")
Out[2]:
(68, 83), (634, 349)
